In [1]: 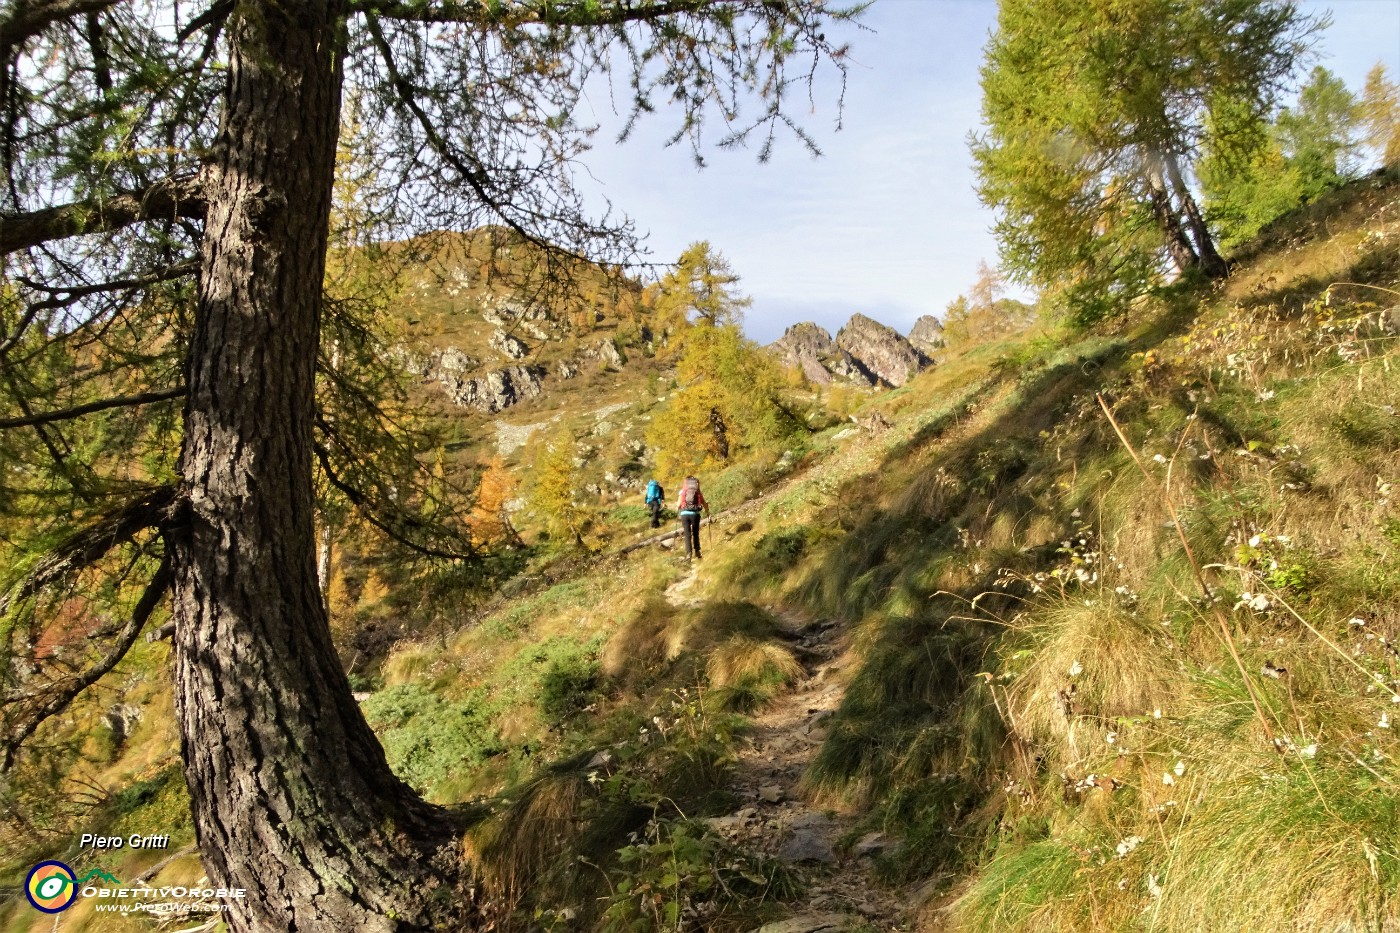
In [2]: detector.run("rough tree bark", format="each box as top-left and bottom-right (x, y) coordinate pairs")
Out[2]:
(1164, 152), (1228, 279)
(168, 2), (470, 929)
(1143, 151), (1199, 275)
(709, 407), (729, 460)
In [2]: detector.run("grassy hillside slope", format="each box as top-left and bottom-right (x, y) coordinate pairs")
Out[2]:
(2, 172), (1397, 932)
(363, 169), (1400, 931)
(728, 171), (1400, 931)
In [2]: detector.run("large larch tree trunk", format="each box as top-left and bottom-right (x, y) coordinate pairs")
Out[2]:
(168, 2), (471, 929)
(1164, 153), (1228, 279)
(1142, 150), (1199, 276)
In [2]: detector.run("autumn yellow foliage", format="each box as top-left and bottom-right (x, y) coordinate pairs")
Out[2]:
(470, 456), (520, 547)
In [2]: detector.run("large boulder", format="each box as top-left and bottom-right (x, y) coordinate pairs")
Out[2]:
(835, 313), (930, 387)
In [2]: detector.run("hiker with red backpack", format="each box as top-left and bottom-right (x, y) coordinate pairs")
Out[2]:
(676, 475), (709, 561)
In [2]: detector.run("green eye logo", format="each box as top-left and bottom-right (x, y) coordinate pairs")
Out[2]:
(25, 861), (78, 913)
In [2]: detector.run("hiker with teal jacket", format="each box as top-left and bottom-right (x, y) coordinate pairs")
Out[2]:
(676, 476), (709, 561)
(645, 479), (665, 528)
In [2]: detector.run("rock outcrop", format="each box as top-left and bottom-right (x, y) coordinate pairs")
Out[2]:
(436, 364), (545, 413)
(583, 337), (625, 368)
(834, 314), (929, 388)
(489, 329), (530, 360)
(769, 314), (933, 387)
(908, 314), (946, 356)
(479, 294), (550, 327)
(768, 323), (876, 387)
(417, 345), (537, 412)
(432, 347), (479, 375)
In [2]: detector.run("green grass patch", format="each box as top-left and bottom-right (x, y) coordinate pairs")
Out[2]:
(362, 684), (506, 799)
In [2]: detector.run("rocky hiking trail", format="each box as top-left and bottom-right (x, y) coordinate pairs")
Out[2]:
(603, 387), (1002, 931)
(662, 570), (940, 933)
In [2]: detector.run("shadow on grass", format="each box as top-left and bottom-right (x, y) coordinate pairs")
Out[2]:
(769, 291), (1207, 882)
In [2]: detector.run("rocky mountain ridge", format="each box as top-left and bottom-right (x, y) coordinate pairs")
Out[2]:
(768, 312), (938, 387)
(397, 246), (935, 414)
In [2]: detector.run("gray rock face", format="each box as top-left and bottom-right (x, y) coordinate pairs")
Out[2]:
(431, 346), (478, 375)
(827, 353), (876, 384)
(521, 320), (553, 341)
(768, 323), (875, 387)
(835, 313), (930, 387)
(908, 314), (946, 355)
(489, 329), (530, 360)
(494, 419), (547, 455)
(420, 345), (543, 413)
(479, 294), (550, 326)
(438, 365), (545, 413)
(583, 337), (625, 368)
(853, 831), (889, 857)
(393, 348), (433, 378)
(752, 914), (853, 933)
(102, 704), (143, 743)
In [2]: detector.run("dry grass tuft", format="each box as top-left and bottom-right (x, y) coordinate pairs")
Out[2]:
(1151, 751), (1400, 932)
(1008, 601), (1178, 753)
(381, 641), (440, 687)
(706, 636), (802, 697)
(601, 596), (694, 681)
(462, 769), (589, 909)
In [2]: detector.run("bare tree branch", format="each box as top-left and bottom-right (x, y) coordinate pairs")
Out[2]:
(363, 14), (593, 268)
(0, 259), (197, 357)
(312, 434), (476, 561)
(0, 0), (122, 49)
(1, 553), (170, 772)
(0, 174), (203, 256)
(0, 385), (185, 430)
(357, 0), (723, 27)
(0, 485), (180, 618)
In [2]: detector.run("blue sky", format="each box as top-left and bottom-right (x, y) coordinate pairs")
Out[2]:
(576, 0), (1400, 344)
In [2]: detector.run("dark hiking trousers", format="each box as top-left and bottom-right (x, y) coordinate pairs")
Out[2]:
(680, 511), (701, 559)
(649, 500), (662, 528)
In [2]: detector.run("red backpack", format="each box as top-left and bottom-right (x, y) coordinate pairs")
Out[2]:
(680, 477), (701, 510)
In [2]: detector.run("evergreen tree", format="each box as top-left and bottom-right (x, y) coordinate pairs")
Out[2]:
(973, 0), (1315, 323)
(1360, 63), (1400, 168)
(526, 428), (587, 548)
(652, 241), (752, 354)
(470, 456), (521, 548)
(942, 260), (1037, 346)
(1276, 65), (1362, 197)
(647, 243), (787, 473)
(648, 322), (798, 476)
(1198, 93), (1307, 248)
(1202, 65), (1382, 248)
(0, 0), (856, 928)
